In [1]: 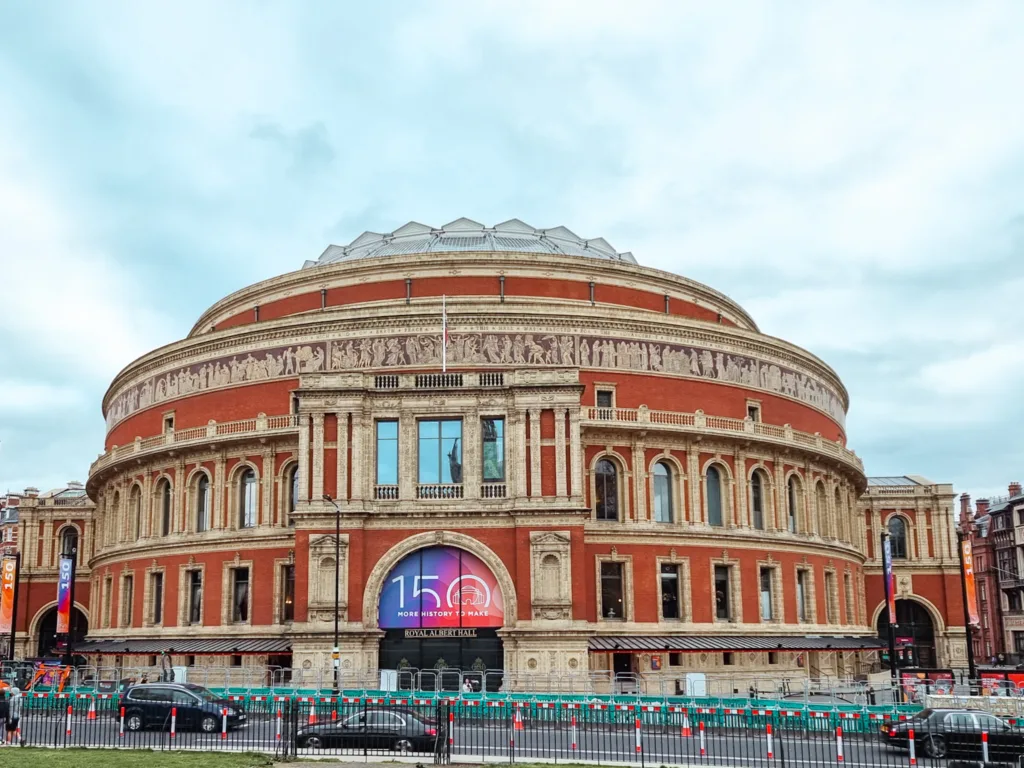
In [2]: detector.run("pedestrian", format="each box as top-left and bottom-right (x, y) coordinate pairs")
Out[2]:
(462, 678), (473, 694)
(4, 686), (21, 746)
(0, 689), (9, 746)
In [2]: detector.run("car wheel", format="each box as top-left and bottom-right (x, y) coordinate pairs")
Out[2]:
(923, 735), (947, 759)
(395, 739), (413, 753)
(200, 715), (219, 733)
(304, 735), (323, 749)
(126, 713), (144, 732)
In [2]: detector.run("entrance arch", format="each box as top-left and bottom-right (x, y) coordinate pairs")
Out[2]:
(876, 598), (937, 668)
(31, 602), (89, 659)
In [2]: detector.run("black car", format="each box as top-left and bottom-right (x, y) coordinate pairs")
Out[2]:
(881, 708), (1024, 760)
(119, 683), (247, 733)
(296, 708), (440, 752)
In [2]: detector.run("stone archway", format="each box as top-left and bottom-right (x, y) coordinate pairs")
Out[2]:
(30, 601), (89, 659)
(875, 598), (939, 668)
(362, 530), (518, 630)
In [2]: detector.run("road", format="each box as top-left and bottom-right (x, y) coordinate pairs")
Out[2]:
(12, 710), (966, 767)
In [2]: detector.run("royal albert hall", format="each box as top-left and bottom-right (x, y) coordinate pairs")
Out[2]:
(80, 218), (901, 689)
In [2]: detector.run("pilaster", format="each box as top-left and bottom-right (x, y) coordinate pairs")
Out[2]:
(568, 407), (582, 500)
(336, 411), (349, 501)
(555, 408), (568, 498)
(687, 446), (700, 524)
(529, 409), (541, 498)
(350, 411), (365, 502)
(261, 450), (275, 526)
(632, 437), (646, 521)
(311, 412), (325, 502)
(297, 413), (311, 504)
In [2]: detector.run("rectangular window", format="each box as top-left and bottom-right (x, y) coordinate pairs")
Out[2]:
(232, 568), (250, 623)
(481, 417), (505, 482)
(661, 564), (681, 620)
(796, 570), (808, 622)
(980, 582), (987, 602)
(723, 652), (734, 666)
(714, 565), (730, 620)
(230, 654), (243, 668)
(163, 414), (175, 433)
(121, 575), (134, 627)
(152, 572), (164, 625)
(759, 568), (773, 621)
(375, 420), (399, 485)
(669, 652), (682, 667)
(768, 651), (778, 665)
(746, 404), (761, 422)
(596, 389), (614, 419)
(186, 655), (196, 667)
(188, 570), (203, 625)
(1009, 591), (1021, 611)
(600, 561), (625, 620)
(418, 419), (463, 484)
(1015, 633), (1024, 654)
(282, 564), (295, 622)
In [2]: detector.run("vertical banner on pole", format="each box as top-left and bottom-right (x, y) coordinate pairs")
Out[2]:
(56, 556), (74, 634)
(962, 539), (980, 627)
(882, 538), (896, 625)
(0, 555), (16, 634)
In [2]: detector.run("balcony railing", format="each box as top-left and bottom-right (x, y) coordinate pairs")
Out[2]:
(374, 485), (399, 500)
(416, 484), (464, 500)
(481, 483), (507, 499)
(91, 413), (300, 477)
(581, 405), (863, 471)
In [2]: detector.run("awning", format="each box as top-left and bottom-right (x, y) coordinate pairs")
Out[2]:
(588, 635), (885, 653)
(75, 638), (291, 655)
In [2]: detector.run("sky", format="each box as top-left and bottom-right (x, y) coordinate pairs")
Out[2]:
(1, 1), (1022, 503)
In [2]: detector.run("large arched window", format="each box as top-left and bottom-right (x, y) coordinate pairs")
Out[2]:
(129, 486), (142, 540)
(750, 470), (766, 530)
(706, 466), (723, 527)
(816, 482), (829, 538)
(652, 462), (673, 523)
(195, 474), (211, 533)
(158, 479), (173, 536)
(287, 465), (299, 527)
(787, 476), (800, 534)
(239, 468), (257, 529)
(60, 526), (79, 559)
(888, 516), (908, 559)
(595, 459), (619, 521)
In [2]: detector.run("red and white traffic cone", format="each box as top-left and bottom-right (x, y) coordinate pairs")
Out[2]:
(87, 698), (98, 721)
(681, 709), (692, 737)
(514, 708), (524, 731)
(308, 701), (317, 726)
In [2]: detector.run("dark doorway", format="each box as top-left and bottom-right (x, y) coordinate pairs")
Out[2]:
(613, 653), (634, 675)
(380, 628), (503, 689)
(877, 599), (936, 669)
(36, 606), (88, 659)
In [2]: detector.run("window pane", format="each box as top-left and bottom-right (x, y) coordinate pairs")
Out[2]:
(601, 562), (624, 619)
(197, 476), (209, 532)
(751, 473), (764, 530)
(482, 418), (505, 482)
(233, 569), (249, 623)
(707, 466), (723, 526)
(654, 463), (672, 523)
(788, 478), (798, 533)
(596, 460), (618, 521)
(760, 569), (773, 621)
(597, 391), (613, 408)
(153, 574), (164, 625)
(418, 420), (463, 484)
(661, 564), (680, 620)
(418, 433), (438, 483)
(797, 572), (807, 621)
(376, 421), (399, 485)
(282, 565), (295, 622)
(714, 565), (730, 620)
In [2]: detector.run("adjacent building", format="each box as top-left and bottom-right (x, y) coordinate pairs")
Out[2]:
(961, 493), (1005, 663)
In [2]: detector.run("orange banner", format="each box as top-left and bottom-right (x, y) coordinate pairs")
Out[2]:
(962, 539), (980, 627)
(0, 555), (16, 634)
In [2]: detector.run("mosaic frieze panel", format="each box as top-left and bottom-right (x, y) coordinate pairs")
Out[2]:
(106, 332), (845, 431)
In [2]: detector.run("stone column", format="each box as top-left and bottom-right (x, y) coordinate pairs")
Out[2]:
(311, 412), (325, 503)
(555, 408), (568, 498)
(632, 438), (646, 521)
(350, 411), (366, 502)
(297, 413), (311, 504)
(261, 450), (275, 526)
(568, 407), (583, 500)
(336, 411), (349, 502)
(529, 409), (541, 498)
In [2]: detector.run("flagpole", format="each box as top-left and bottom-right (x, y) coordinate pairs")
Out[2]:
(442, 294), (447, 373)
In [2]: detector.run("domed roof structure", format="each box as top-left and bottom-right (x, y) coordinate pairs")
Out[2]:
(305, 217), (638, 268)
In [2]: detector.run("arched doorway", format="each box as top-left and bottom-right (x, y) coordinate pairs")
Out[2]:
(35, 605), (88, 659)
(377, 546), (505, 690)
(877, 599), (936, 668)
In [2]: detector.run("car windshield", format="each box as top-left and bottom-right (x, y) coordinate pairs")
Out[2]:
(185, 684), (220, 702)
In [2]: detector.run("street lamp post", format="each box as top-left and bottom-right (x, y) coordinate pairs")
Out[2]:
(323, 495), (341, 693)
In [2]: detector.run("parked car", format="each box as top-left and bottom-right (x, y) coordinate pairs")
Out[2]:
(296, 708), (440, 752)
(119, 683), (247, 733)
(881, 708), (1024, 760)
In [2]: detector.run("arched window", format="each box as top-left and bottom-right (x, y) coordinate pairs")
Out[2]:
(750, 471), (765, 530)
(287, 465), (299, 527)
(595, 459), (619, 521)
(816, 482), (829, 538)
(239, 468), (257, 529)
(195, 474), (210, 533)
(109, 491), (120, 545)
(787, 476), (799, 533)
(889, 516), (908, 559)
(129, 486), (142, 540)
(652, 462), (673, 523)
(159, 480), (173, 536)
(60, 527), (79, 559)
(706, 466), (723, 527)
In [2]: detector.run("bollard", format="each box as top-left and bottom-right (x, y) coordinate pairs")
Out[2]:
(221, 707), (228, 740)
(276, 708), (282, 741)
(908, 728), (916, 765)
(170, 706), (177, 738)
(571, 713), (578, 751)
(449, 709), (455, 747)
(982, 730), (989, 763)
(66, 704), (72, 737)
(836, 725), (844, 762)
(766, 723), (774, 759)
(699, 720), (706, 756)
(119, 706), (125, 738)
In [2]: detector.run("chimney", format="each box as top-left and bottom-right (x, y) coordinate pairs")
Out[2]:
(977, 499), (991, 516)
(960, 493), (972, 526)
(23, 487), (39, 498)
(1010, 482), (1022, 498)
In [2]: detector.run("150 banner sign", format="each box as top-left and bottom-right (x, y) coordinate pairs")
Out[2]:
(56, 556), (74, 634)
(0, 555), (17, 634)
(379, 546), (504, 629)
(962, 539), (980, 627)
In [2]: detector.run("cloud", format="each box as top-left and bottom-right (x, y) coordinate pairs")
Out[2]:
(0, 380), (84, 412)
